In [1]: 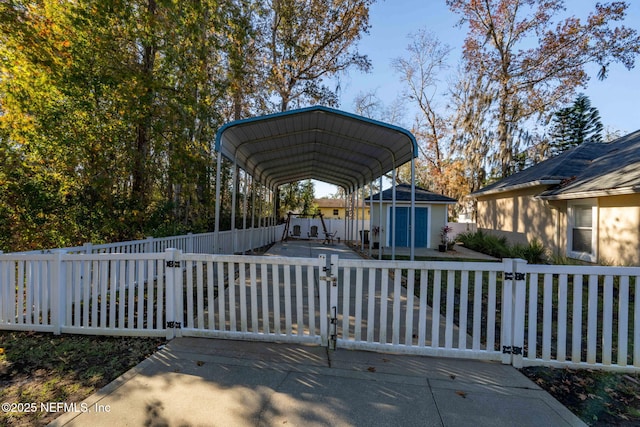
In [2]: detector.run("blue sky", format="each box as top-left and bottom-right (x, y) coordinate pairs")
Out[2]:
(314, 0), (640, 197)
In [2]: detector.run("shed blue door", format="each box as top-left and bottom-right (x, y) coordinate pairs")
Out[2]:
(389, 207), (429, 248)
(415, 207), (428, 247)
(391, 207), (409, 247)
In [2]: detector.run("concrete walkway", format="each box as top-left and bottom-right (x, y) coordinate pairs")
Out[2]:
(51, 338), (584, 426)
(50, 241), (586, 426)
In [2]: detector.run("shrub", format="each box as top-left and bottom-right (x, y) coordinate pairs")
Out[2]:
(509, 239), (547, 264)
(457, 231), (548, 263)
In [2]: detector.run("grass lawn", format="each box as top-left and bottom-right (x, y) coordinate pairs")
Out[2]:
(0, 331), (163, 426)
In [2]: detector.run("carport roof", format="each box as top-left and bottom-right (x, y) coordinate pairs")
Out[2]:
(215, 106), (418, 190)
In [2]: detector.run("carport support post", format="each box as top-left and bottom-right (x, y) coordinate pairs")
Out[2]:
(368, 181), (373, 257)
(343, 192), (348, 244)
(257, 184), (263, 247)
(410, 156), (416, 261)
(348, 190), (352, 244)
(378, 175), (383, 260)
(349, 190), (354, 243)
(391, 169), (396, 260)
(242, 171), (249, 253)
(360, 186), (365, 252)
(250, 174), (256, 251)
(231, 158), (237, 254)
(214, 150), (223, 253)
(354, 188), (358, 248)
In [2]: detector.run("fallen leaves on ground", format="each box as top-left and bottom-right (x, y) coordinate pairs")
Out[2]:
(0, 331), (162, 427)
(520, 367), (640, 426)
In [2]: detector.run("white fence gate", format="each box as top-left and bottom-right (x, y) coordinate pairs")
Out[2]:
(174, 253), (329, 346)
(1, 250), (639, 372)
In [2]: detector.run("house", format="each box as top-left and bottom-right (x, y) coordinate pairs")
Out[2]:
(471, 130), (640, 265)
(315, 198), (370, 220)
(367, 184), (456, 249)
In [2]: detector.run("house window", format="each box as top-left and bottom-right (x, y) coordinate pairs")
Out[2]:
(568, 201), (597, 262)
(333, 209), (339, 216)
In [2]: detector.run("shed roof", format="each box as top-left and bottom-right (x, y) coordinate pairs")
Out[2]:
(215, 106), (418, 190)
(368, 184), (457, 204)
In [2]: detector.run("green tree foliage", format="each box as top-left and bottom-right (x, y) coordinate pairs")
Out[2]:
(299, 180), (316, 217)
(550, 94), (603, 156)
(264, 0), (373, 111)
(0, 0), (371, 251)
(278, 180), (316, 218)
(0, 0), (230, 249)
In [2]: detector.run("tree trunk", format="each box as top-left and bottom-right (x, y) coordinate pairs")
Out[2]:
(131, 0), (157, 217)
(498, 81), (511, 178)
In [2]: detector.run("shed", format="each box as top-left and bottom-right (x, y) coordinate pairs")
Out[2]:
(368, 184), (456, 249)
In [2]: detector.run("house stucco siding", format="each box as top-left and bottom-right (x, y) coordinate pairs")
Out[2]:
(476, 189), (640, 265)
(475, 187), (562, 253)
(598, 194), (640, 265)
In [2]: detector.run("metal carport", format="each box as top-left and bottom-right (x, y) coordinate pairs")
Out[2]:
(213, 105), (419, 259)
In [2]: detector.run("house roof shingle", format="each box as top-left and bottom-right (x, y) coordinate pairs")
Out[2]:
(471, 130), (640, 200)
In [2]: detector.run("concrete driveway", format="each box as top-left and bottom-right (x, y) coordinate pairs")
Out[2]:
(50, 337), (585, 427)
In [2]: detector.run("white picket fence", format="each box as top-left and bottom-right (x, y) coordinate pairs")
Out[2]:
(1, 249), (639, 372)
(12, 225), (286, 256)
(516, 262), (640, 371)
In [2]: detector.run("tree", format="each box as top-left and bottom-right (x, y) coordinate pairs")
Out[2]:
(449, 69), (493, 194)
(223, 0), (266, 120)
(353, 90), (384, 119)
(299, 180), (316, 217)
(278, 180), (316, 217)
(550, 94), (603, 155)
(264, 0), (373, 111)
(0, 0), (232, 249)
(447, 0), (640, 177)
(392, 29), (452, 195)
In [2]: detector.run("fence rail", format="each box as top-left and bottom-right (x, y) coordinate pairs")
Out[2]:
(1, 249), (639, 373)
(10, 225), (285, 256)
